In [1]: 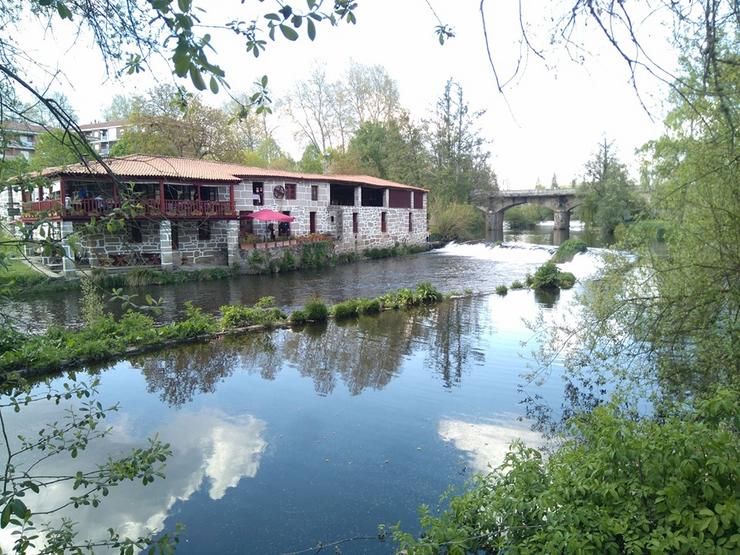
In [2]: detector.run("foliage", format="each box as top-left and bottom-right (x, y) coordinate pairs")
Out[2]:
(529, 262), (577, 290)
(575, 139), (645, 238)
(170, 302), (217, 338)
(504, 204), (553, 228)
(495, 285), (508, 296)
(510, 280), (524, 290)
(299, 241), (332, 269)
(363, 243), (428, 260)
(429, 203), (485, 241)
(303, 296), (329, 322)
(551, 238), (587, 263)
(220, 297), (286, 329)
(377, 283), (443, 310)
(29, 130), (95, 171)
(331, 299), (362, 320)
(0, 376), (179, 554)
(289, 309), (307, 325)
(396, 388), (740, 554)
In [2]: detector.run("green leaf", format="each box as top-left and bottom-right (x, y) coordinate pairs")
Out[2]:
(209, 76), (219, 94)
(279, 24), (299, 41)
(177, 0), (191, 11)
(189, 66), (206, 90)
(307, 18), (316, 41)
(1, 503), (11, 528)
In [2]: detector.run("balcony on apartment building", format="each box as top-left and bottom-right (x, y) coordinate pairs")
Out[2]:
(21, 181), (236, 221)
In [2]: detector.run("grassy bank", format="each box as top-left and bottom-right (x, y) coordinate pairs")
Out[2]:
(0, 282), (448, 377)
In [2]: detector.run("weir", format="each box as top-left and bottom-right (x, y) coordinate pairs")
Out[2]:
(479, 189), (580, 242)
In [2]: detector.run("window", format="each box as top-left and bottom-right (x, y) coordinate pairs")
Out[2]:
(352, 212), (358, 234)
(309, 211), (317, 234)
(129, 221), (143, 243)
(285, 183), (297, 200)
(381, 212), (387, 233)
(389, 189), (411, 208)
(311, 185), (319, 201)
(198, 221), (211, 240)
(408, 212), (413, 232)
(171, 222), (179, 250)
(252, 182), (264, 206)
(413, 191), (424, 209)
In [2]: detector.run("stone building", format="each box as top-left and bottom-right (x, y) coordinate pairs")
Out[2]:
(18, 155), (428, 276)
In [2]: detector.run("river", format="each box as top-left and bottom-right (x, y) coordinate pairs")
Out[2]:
(6, 222), (597, 333)
(0, 223), (605, 554)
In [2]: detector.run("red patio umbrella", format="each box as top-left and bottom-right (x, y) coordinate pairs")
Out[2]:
(246, 209), (295, 222)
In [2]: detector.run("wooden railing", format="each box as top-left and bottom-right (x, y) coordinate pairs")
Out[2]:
(22, 198), (234, 219)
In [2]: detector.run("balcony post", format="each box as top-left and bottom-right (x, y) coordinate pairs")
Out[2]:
(59, 178), (66, 215)
(159, 180), (165, 215)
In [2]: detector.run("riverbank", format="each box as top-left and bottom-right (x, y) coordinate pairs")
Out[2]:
(0, 241), (440, 300)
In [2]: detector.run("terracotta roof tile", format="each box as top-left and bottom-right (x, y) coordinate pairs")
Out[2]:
(41, 155), (429, 191)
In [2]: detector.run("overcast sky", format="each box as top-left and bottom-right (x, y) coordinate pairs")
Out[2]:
(18, 0), (676, 189)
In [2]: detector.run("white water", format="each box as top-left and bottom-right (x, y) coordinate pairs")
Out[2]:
(434, 241), (606, 282)
(435, 241), (555, 264)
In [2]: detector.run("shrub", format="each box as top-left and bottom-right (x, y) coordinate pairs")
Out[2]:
(551, 238), (588, 263)
(415, 282), (443, 304)
(429, 203), (485, 240)
(496, 285), (508, 296)
(289, 310), (307, 325)
(524, 273), (534, 287)
(279, 250), (296, 272)
(531, 262), (562, 289)
(357, 298), (381, 315)
(510, 280), (524, 290)
(396, 389), (740, 555)
(303, 296), (329, 321)
(117, 311), (159, 344)
(170, 302), (217, 338)
(332, 299), (361, 320)
(220, 302), (286, 329)
(559, 271), (577, 289)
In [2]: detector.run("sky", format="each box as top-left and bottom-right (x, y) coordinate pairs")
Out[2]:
(16, 0), (677, 189)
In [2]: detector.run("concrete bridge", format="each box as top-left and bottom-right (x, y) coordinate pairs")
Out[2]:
(479, 188), (581, 241)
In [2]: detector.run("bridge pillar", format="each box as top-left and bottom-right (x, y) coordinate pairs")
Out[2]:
(553, 209), (571, 230)
(485, 211), (504, 242)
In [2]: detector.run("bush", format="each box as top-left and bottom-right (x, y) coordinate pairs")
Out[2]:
(559, 271), (576, 289)
(495, 285), (508, 295)
(510, 280), (524, 290)
(524, 273), (534, 287)
(332, 299), (361, 320)
(551, 238), (588, 263)
(289, 310), (307, 325)
(303, 296), (329, 321)
(220, 301), (286, 329)
(429, 203), (485, 240)
(170, 302), (217, 338)
(415, 282), (443, 304)
(396, 388), (740, 555)
(357, 298), (381, 315)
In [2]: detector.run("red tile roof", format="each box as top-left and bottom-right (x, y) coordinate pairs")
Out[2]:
(41, 155), (429, 192)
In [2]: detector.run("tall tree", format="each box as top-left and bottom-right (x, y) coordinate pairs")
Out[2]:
(576, 139), (643, 236)
(426, 79), (495, 204)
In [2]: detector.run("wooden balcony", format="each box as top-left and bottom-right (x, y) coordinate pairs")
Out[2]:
(21, 198), (236, 221)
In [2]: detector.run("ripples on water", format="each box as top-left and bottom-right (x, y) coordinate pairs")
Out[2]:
(1, 236), (606, 553)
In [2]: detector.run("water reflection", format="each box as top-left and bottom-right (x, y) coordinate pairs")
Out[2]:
(132, 300), (488, 405)
(0, 406), (266, 552)
(438, 417), (543, 472)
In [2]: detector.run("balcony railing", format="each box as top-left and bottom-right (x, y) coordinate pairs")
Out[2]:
(21, 198), (235, 219)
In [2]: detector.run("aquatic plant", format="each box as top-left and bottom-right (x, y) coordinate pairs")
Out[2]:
(303, 296), (329, 321)
(332, 299), (361, 320)
(289, 309), (307, 325)
(495, 285), (508, 296)
(510, 280), (524, 290)
(415, 282), (443, 304)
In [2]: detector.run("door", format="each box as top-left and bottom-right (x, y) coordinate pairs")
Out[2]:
(309, 211), (316, 234)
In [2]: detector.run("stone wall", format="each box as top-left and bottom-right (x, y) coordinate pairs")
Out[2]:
(75, 219), (229, 267)
(171, 221), (229, 266)
(75, 220), (161, 266)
